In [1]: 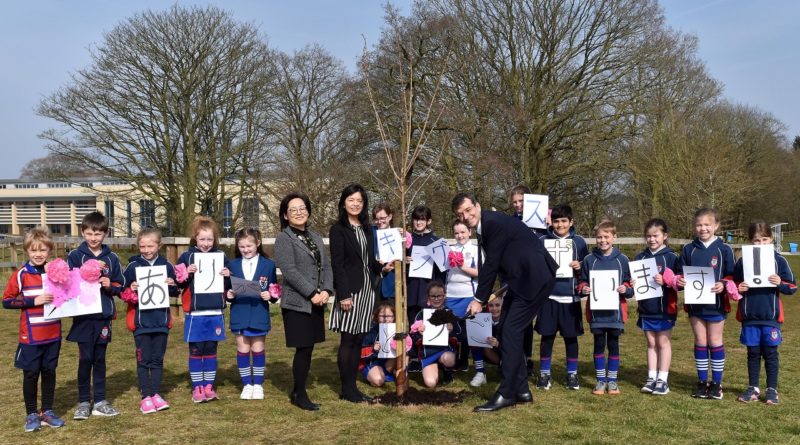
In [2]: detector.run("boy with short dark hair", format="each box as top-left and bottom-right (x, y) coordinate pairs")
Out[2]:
(578, 219), (634, 395)
(3, 227), (66, 432)
(536, 204), (588, 390)
(67, 211), (125, 419)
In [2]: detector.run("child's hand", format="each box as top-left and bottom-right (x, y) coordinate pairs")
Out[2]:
(99, 277), (111, 289)
(418, 323), (426, 333)
(570, 261), (581, 270)
(187, 264), (198, 274)
(220, 267), (230, 277)
(130, 281), (139, 292)
(738, 282), (749, 292)
(768, 274), (781, 285)
(654, 274), (664, 285)
(35, 293), (54, 305)
(382, 262), (394, 273)
(374, 341), (380, 351)
(227, 289), (236, 299)
(629, 278), (636, 287)
(260, 291), (271, 301)
(582, 286), (592, 295)
(616, 285), (627, 294)
(165, 278), (175, 286)
(446, 323), (453, 332)
(487, 336), (498, 347)
(711, 282), (724, 293)
(676, 276), (686, 287)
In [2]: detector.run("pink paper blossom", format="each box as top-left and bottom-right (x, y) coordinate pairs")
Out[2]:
(121, 288), (138, 304)
(45, 258), (70, 284)
(409, 320), (424, 334)
(725, 280), (742, 301)
(662, 267), (679, 291)
(174, 263), (189, 283)
(448, 251), (464, 268)
(79, 259), (103, 282)
(405, 231), (413, 249)
(390, 335), (413, 352)
(46, 269), (82, 308)
(268, 283), (282, 300)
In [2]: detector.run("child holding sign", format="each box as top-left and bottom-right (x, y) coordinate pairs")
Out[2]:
(359, 303), (400, 387)
(633, 219), (678, 395)
(411, 282), (460, 388)
(578, 220), (633, 395)
(406, 205), (445, 326)
(122, 228), (178, 413)
(226, 228), (278, 400)
(734, 221), (796, 405)
(3, 227), (66, 432)
(536, 204), (588, 391)
(177, 216), (231, 403)
(675, 208), (735, 400)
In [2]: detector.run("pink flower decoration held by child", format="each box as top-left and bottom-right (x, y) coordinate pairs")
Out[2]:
(45, 258), (70, 284)
(405, 231), (413, 249)
(448, 250), (464, 268)
(390, 335), (413, 352)
(174, 263), (189, 283)
(79, 259), (103, 282)
(661, 267), (679, 291)
(120, 288), (138, 304)
(725, 279), (742, 301)
(410, 320), (424, 334)
(268, 283), (282, 300)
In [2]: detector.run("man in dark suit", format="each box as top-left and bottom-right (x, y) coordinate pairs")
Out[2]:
(453, 192), (557, 412)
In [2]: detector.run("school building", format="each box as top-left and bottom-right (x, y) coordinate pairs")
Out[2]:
(0, 178), (267, 237)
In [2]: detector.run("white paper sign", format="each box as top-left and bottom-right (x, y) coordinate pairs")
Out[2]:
(522, 194), (549, 229)
(422, 309), (449, 346)
(544, 239), (574, 278)
(376, 228), (404, 263)
(378, 323), (397, 358)
(409, 246), (434, 279)
(629, 258), (663, 301)
(589, 270), (620, 310)
(466, 313), (493, 347)
(135, 265), (170, 310)
(43, 272), (103, 320)
(683, 266), (716, 304)
(424, 239), (451, 272)
(193, 252), (225, 294)
(742, 245), (776, 288)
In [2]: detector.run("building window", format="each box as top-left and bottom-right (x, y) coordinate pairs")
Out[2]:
(16, 183), (39, 189)
(223, 199), (233, 237)
(126, 200), (132, 237)
(140, 200), (156, 229)
(242, 198), (259, 228)
(104, 201), (116, 237)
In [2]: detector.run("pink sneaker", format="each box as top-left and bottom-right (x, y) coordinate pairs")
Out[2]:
(203, 384), (218, 401)
(140, 396), (156, 414)
(152, 394), (170, 411)
(192, 386), (206, 404)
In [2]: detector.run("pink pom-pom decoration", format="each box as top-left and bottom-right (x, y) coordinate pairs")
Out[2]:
(448, 250), (464, 268)
(46, 268), (82, 308)
(405, 231), (413, 249)
(725, 280), (742, 301)
(390, 335), (413, 352)
(662, 267), (679, 291)
(409, 320), (424, 334)
(174, 263), (189, 283)
(45, 258), (70, 285)
(268, 283), (282, 300)
(79, 259), (103, 282)
(121, 288), (138, 304)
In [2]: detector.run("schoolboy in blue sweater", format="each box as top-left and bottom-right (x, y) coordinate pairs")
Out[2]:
(536, 204), (588, 390)
(675, 208), (735, 400)
(67, 211), (125, 419)
(578, 220), (633, 395)
(734, 221), (796, 405)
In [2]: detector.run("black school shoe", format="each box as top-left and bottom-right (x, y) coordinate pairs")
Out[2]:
(707, 382), (723, 400)
(691, 380), (709, 399)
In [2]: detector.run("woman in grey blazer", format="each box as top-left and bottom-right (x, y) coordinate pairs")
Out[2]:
(273, 192), (333, 411)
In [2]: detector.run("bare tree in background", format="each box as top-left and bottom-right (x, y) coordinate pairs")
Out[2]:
(38, 5), (274, 235)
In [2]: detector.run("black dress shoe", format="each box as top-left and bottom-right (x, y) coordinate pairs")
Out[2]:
(516, 391), (533, 404)
(339, 393), (372, 403)
(474, 392), (516, 412)
(290, 392), (320, 411)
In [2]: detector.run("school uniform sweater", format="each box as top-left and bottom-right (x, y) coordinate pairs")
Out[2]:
(3, 262), (61, 345)
(578, 247), (633, 330)
(228, 255), (277, 333)
(634, 247), (679, 320)
(675, 237), (735, 318)
(734, 251), (797, 328)
(539, 227), (589, 302)
(66, 241), (125, 321)
(406, 231), (445, 308)
(122, 255), (177, 335)
(177, 246), (231, 312)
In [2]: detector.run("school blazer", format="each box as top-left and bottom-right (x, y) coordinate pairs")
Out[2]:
(329, 222), (383, 303)
(274, 227), (333, 314)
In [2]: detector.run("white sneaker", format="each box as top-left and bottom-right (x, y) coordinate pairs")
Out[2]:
(470, 372), (487, 387)
(251, 384), (264, 400)
(240, 384), (254, 400)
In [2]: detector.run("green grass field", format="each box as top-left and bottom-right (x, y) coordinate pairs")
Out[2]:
(2, 258), (800, 445)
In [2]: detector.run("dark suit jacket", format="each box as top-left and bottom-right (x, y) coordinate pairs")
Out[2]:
(329, 222), (383, 302)
(475, 210), (558, 303)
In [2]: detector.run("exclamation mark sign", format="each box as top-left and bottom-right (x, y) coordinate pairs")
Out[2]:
(753, 247), (762, 285)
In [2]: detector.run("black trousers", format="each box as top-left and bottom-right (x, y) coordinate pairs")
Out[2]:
(497, 281), (554, 398)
